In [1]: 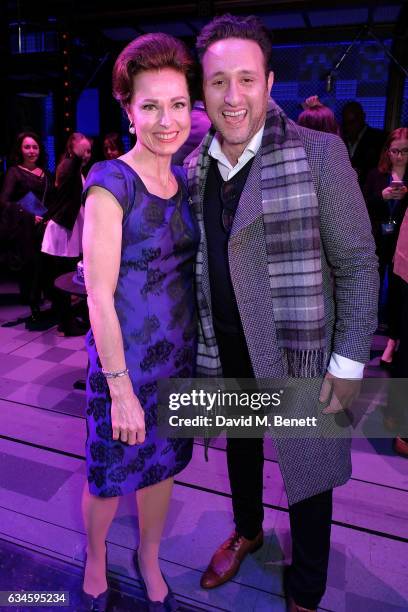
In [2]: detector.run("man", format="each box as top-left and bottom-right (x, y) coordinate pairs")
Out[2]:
(184, 14), (378, 612)
(341, 100), (386, 187)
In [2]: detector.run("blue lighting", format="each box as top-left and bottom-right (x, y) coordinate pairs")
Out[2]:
(44, 94), (56, 172)
(271, 39), (391, 128)
(76, 89), (100, 136)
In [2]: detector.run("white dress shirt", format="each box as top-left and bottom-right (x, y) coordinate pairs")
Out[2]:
(208, 128), (365, 379)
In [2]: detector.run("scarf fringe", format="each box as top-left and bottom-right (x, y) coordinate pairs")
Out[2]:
(284, 348), (328, 378)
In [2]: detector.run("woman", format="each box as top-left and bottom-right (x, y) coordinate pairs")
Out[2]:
(297, 95), (339, 135)
(81, 33), (198, 611)
(102, 132), (124, 160)
(364, 128), (408, 366)
(0, 131), (52, 325)
(390, 208), (408, 457)
(42, 132), (92, 336)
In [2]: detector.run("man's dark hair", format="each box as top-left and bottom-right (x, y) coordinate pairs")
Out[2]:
(196, 14), (272, 77)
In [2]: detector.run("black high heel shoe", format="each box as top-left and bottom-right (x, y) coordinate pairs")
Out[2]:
(81, 544), (110, 611)
(133, 551), (179, 611)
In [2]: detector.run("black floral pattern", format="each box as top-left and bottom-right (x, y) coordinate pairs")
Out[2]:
(166, 277), (185, 302)
(174, 346), (194, 369)
(173, 366), (191, 379)
(89, 466), (106, 489)
(144, 404), (158, 431)
(106, 445), (125, 467)
(140, 339), (175, 373)
(89, 372), (108, 395)
(90, 441), (108, 463)
(96, 422), (112, 441)
(131, 315), (160, 345)
(139, 443), (156, 460)
(139, 464), (168, 489)
(87, 398), (106, 420)
(84, 162), (197, 498)
(161, 438), (185, 456)
(141, 269), (166, 297)
(99, 486), (123, 497)
(142, 201), (166, 230)
(108, 466), (129, 482)
(128, 456), (146, 473)
(123, 248), (161, 272)
(138, 382), (158, 405)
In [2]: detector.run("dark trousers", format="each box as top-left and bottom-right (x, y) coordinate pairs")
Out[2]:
(227, 436), (332, 609)
(42, 253), (78, 330)
(216, 327), (333, 609)
(17, 222), (45, 313)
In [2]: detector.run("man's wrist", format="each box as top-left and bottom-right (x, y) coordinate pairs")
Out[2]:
(327, 352), (364, 379)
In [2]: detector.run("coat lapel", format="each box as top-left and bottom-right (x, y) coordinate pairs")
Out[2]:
(230, 152), (263, 238)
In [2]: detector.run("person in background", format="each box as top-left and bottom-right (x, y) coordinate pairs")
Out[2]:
(341, 101), (386, 187)
(102, 132), (124, 160)
(297, 96), (339, 135)
(172, 100), (211, 165)
(363, 128), (408, 367)
(41, 132), (92, 336)
(0, 131), (53, 327)
(81, 32), (198, 611)
(389, 206), (408, 457)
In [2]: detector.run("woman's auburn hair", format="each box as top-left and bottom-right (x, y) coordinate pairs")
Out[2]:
(378, 127), (408, 173)
(112, 32), (197, 109)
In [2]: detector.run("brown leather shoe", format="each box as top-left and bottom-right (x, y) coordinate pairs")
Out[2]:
(286, 596), (316, 612)
(200, 530), (263, 589)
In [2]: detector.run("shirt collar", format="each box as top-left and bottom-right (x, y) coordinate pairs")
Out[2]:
(208, 125), (264, 169)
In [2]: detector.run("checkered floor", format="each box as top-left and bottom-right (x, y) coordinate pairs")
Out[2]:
(0, 280), (407, 612)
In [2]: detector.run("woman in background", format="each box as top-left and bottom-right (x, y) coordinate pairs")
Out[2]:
(387, 207), (408, 457)
(0, 131), (53, 326)
(103, 132), (124, 160)
(364, 128), (408, 367)
(42, 132), (92, 336)
(297, 95), (340, 135)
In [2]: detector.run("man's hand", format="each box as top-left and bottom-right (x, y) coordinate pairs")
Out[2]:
(319, 371), (361, 414)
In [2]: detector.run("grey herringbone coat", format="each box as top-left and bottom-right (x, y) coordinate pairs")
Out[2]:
(185, 123), (379, 505)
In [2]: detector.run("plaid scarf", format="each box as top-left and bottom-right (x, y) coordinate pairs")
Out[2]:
(186, 100), (327, 378)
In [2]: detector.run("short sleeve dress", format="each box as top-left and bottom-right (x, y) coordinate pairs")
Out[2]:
(83, 159), (199, 497)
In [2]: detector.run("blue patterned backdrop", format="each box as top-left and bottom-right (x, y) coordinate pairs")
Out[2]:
(401, 78), (408, 127)
(271, 39), (392, 129)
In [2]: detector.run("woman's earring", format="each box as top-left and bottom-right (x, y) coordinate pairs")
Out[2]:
(129, 121), (135, 135)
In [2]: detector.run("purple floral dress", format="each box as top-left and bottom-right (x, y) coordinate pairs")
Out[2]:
(83, 160), (198, 497)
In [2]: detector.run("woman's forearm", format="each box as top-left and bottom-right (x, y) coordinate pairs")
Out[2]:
(87, 291), (133, 399)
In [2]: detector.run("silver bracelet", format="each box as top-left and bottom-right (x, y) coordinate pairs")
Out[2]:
(101, 367), (129, 379)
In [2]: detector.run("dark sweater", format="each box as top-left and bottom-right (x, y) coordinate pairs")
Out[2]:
(0, 165), (53, 260)
(203, 157), (254, 335)
(45, 155), (84, 230)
